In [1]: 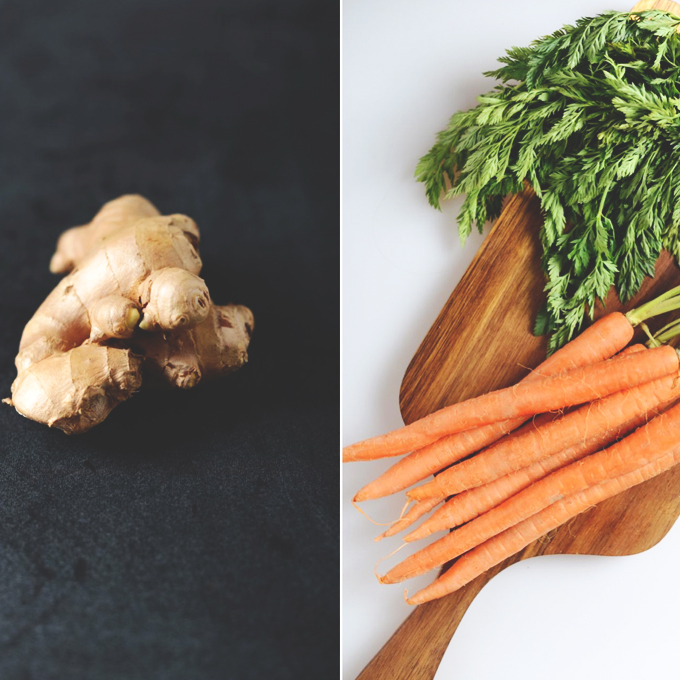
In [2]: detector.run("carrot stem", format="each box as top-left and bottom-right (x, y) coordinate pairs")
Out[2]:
(648, 317), (680, 347)
(625, 285), (680, 326)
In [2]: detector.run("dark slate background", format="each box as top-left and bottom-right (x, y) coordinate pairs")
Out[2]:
(0, 1), (339, 679)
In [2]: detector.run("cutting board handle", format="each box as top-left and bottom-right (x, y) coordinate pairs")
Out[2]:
(356, 561), (515, 680)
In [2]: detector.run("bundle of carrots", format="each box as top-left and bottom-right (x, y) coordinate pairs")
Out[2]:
(344, 287), (680, 605)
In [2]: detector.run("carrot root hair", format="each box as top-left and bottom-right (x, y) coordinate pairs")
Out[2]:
(351, 500), (394, 527)
(374, 542), (408, 584)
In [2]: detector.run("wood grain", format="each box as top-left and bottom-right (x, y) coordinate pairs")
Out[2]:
(357, 4), (680, 674)
(630, 0), (680, 13)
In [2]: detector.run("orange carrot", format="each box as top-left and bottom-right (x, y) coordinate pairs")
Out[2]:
(407, 445), (680, 605)
(355, 343), (646, 502)
(375, 498), (442, 541)
(404, 348), (649, 537)
(346, 344), (678, 465)
(404, 442), (602, 543)
(408, 362), (680, 500)
(405, 404), (654, 541)
(381, 398), (680, 585)
(344, 311), (635, 466)
(353, 419), (533, 501)
(353, 413), (562, 503)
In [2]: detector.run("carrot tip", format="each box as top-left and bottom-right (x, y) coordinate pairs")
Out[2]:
(353, 485), (371, 502)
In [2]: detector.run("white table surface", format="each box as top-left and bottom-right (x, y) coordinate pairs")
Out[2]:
(342, 1), (680, 678)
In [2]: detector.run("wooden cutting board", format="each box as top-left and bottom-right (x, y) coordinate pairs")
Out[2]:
(357, 4), (680, 677)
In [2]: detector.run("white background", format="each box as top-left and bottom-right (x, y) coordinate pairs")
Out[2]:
(342, 1), (680, 679)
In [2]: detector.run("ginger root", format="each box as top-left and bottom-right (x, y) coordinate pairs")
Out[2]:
(5, 195), (254, 434)
(10, 346), (143, 435)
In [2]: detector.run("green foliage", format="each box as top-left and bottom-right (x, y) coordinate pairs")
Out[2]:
(415, 10), (680, 352)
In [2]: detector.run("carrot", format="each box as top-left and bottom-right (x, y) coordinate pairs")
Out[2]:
(381, 397), (680, 585)
(401, 346), (647, 537)
(404, 404), (651, 542)
(404, 440), (604, 543)
(375, 497), (442, 541)
(346, 344), (678, 465)
(404, 346), (649, 535)
(344, 311), (635, 465)
(406, 445), (680, 605)
(408, 358), (679, 501)
(354, 343), (646, 502)
(353, 419), (533, 501)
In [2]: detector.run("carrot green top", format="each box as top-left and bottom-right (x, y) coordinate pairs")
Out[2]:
(415, 10), (680, 352)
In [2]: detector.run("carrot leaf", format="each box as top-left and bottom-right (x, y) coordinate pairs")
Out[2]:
(416, 9), (680, 353)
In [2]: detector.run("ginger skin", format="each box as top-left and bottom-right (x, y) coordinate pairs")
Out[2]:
(49, 194), (161, 274)
(9, 346), (143, 434)
(6, 195), (254, 434)
(134, 302), (254, 389)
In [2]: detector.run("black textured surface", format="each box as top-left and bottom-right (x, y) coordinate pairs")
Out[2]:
(0, 1), (339, 679)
